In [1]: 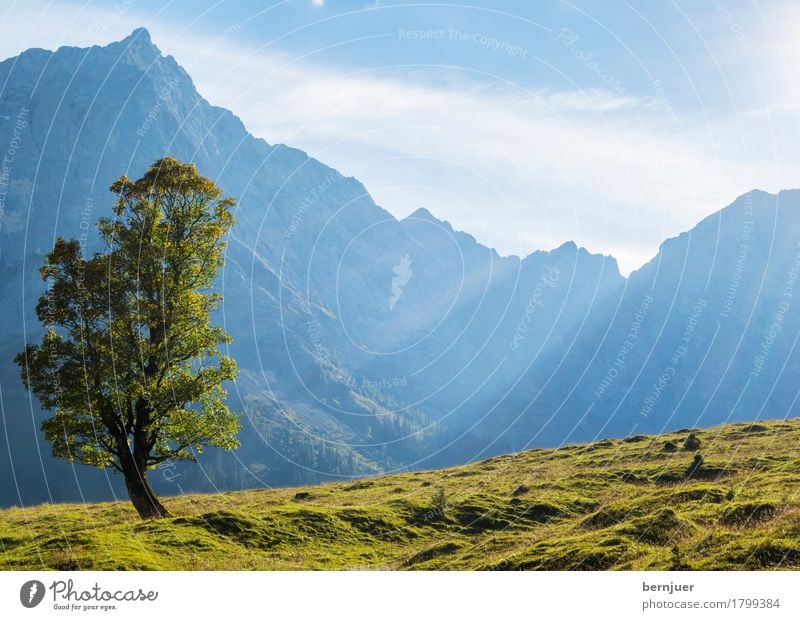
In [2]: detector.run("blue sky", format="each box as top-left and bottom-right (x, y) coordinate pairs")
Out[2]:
(1, 0), (798, 273)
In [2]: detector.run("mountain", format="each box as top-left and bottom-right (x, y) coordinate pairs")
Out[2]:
(3, 418), (800, 570)
(0, 29), (616, 505)
(486, 188), (800, 450)
(0, 28), (440, 504)
(0, 29), (798, 507)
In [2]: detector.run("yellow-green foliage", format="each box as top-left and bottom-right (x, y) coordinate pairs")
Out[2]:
(2, 419), (800, 570)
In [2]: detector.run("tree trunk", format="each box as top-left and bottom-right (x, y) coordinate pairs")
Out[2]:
(119, 395), (168, 519)
(121, 457), (169, 519)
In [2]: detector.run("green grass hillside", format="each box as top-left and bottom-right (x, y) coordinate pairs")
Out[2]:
(2, 419), (800, 570)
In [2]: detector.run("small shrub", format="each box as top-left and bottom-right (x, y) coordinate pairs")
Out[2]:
(432, 488), (448, 514)
(686, 453), (705, 478)
(683, 433), (702, 451)
(663, 440), (678, 453)
(415, 488), (449, 523)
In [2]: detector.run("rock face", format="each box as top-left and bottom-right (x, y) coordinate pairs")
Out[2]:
(0, 29), (798, 506)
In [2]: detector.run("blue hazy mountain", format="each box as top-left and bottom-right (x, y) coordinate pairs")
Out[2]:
(0, 30), (797, 506)
(472, 189), (800, 452)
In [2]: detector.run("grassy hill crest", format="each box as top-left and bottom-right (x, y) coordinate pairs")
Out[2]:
(2, 419), (800, 570)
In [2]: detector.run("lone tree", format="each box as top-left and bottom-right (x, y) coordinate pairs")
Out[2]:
(15, 158), (240, 519)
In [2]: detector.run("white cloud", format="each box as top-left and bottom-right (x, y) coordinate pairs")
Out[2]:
(173, 39), (791, 274)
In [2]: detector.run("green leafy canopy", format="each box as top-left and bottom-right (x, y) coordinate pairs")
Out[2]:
(15, 158), (240, 472)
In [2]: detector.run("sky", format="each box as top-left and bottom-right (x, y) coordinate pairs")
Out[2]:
(0, 0), (798, 274)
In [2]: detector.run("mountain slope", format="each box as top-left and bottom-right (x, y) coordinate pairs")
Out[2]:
(2, 418), (799, 570)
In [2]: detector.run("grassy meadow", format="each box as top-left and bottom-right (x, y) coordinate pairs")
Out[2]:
(2, 419), (800, 570)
